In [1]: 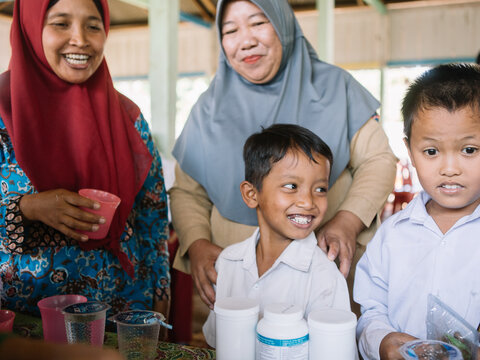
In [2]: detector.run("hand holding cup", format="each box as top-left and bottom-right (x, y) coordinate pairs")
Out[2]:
(19, 189), (110, 242)
(78, 189), (121, 240)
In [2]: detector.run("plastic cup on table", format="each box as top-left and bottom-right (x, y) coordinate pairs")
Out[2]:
(109, 310), (171, 360)
(78, 189), (121, 239)
(37, 294), (88, 343)
(0, 310), (15, 332)
(62, 301), (111, 346)
(399, 340), (463, 360)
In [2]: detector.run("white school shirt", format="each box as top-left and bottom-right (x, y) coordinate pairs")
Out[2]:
(354, 191), (480, 360)
(203, 228), (350, 347)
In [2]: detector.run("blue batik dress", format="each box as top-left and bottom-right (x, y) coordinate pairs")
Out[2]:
(0, 113), (170, 316)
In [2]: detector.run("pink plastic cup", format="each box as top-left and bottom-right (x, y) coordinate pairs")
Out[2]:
(0, 310), (15, 332)
(78, 189), (121, 239)
(38, 294), (88, 343)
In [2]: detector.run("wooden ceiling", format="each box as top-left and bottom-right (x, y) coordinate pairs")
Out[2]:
(0, 0), (431, 26)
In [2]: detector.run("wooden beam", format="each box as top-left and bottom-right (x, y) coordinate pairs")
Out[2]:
(149, 0), (178, 157)
(316, 0), (334, 63)
(191, 0), (215, 21)
(116, 0), (148, 10)
(199, 0), (216, 15)
(363, 0), (387, 14)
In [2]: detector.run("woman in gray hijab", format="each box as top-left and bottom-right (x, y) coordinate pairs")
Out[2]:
(170, 0), (397, 312)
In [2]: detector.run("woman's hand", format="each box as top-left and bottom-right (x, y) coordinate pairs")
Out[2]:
(19, 189), (105, 242)
(379, 332), (417, 360)
(316, 210), (365, 277)
(188, 238), (223, 309)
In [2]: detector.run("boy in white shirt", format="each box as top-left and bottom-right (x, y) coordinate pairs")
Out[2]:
(203, 124), (350, 347)
(354, 64), (480, 360)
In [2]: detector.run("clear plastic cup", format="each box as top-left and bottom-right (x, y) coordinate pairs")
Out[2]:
(0, 310), (15, 332)
(62, 301), (111, 346)
(78, 189), (121, 239)
(37, 294), (88, 343)
(109, 310), (168, 360)
(399, 340), (463, 360)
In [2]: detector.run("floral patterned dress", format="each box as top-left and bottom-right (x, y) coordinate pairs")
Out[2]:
(0, 113), (170, 316)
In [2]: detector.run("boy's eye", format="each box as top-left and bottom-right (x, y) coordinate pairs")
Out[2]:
(462, 146), (477, 155)
(423, 148), (437, 156)
(283, 184), (296, 190)
(315, 187), (327, 193)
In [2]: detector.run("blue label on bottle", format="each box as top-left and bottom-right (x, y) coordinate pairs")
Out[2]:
(257, 333), (309, 347)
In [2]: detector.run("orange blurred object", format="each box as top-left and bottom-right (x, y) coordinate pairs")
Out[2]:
(382, 160), (415, 221)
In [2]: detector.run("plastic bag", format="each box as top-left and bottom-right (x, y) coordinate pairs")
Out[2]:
(426, 294), (478, 360)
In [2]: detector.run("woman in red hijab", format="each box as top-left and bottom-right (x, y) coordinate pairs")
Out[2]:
(0, 0), (170, 317)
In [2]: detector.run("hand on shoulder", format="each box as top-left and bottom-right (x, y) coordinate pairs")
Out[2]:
(188, 238), (223, 309)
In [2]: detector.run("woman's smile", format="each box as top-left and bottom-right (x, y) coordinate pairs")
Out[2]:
(243, 55), (262, 64)
(42, 0), (106, 84)
(63, 53), (91, 66)
(221, 0), (282, 84)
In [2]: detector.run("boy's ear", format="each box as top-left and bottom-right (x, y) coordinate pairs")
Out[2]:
(403, 138), (416, 168)
(240, 181), (258, 209)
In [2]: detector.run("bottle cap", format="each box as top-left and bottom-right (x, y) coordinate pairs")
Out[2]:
(214, 297), (260, 317)
(264, 303), (303, 323)
(308, 308), (357, 332)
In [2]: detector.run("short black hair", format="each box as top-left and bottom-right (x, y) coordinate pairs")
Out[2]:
(243, 124), (333, 190)
(402, 63), (480, 145)
(47, 0), (104, 20)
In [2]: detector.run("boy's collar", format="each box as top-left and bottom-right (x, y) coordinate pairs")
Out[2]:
(391, 190), (480, 227)
(220, 228), (317, 273)
(277, 232), (317, 272)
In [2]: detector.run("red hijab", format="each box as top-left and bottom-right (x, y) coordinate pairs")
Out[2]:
(0, 0), (153, 278)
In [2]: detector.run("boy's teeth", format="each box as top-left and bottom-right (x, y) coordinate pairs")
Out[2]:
(442, 184), (460, 189)
(288, 215), (311, 225)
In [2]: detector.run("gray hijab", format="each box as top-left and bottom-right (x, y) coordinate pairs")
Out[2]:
(172, 0), (380, 226)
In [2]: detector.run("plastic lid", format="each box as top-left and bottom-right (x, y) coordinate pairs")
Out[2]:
(308, 308), (357, 331)
(264, 303), (303, 323)
(110, 310), (165, 325)
(399, 340), (463, 360)
(62, 301), (110, 315)
(214, 297), (260, 317)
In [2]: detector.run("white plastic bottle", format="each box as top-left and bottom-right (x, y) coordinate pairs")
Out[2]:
(307, 308), (358, 360)
(215, 297), (260, 360)
(256, 303), (309, 360)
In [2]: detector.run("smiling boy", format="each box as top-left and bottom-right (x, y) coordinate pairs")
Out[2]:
(202, 124), (350, 347)
(354, 64), (480, 360)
